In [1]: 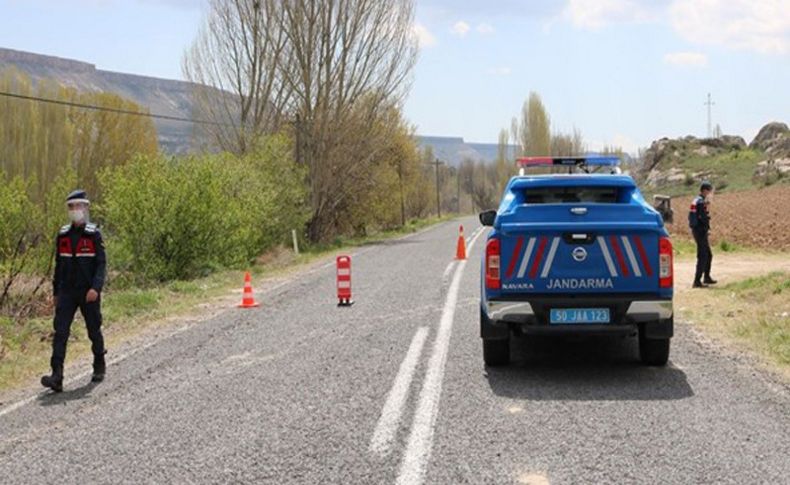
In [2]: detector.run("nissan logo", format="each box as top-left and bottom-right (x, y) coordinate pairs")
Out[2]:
(572, 247), (587, 262)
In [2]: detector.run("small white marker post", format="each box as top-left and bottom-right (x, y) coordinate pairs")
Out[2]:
(292, 229), (300, 255)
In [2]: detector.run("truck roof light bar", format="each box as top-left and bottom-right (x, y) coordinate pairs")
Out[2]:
(516, 156), (621, 175)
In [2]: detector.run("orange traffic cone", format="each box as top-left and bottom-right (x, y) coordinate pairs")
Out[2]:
(456, 225), (467, 260)
(238, 272), (260, 308)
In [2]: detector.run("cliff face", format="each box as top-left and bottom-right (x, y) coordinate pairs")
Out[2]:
(0, 47), (196, 153)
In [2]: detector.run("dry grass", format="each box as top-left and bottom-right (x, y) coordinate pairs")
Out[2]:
(675, 253), (790, 378)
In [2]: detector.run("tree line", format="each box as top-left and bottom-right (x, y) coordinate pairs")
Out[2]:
(0, 68), (158, 200)
(183, 0), (424, 242)
(461, 91), (623, 210)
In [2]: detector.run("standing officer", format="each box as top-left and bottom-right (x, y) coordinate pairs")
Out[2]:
(41, 190), (107, 392)
(688, 181), (717, 288)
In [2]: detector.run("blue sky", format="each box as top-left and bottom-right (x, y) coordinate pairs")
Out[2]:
(1, 0), (788, 152)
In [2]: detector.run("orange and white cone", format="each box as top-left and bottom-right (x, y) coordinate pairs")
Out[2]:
(455, 225), (467, 260)
(238, 272), (260, 308)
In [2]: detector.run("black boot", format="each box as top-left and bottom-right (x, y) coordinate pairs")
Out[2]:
(703, 276), (718, 284)
(41, 366), (64, 393)
(92, 351), (106, 383)
(692, 280), (708, 288)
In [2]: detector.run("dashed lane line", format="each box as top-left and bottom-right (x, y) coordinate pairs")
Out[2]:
(369, 326), (430, 457)
(396, 228), (486, 485)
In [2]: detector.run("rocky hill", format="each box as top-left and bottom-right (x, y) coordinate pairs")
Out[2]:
(639, 122), (789, 195)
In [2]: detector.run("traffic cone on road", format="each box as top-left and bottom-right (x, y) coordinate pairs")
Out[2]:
(238, 272), (260, 308)
(455, 225), (467, 260)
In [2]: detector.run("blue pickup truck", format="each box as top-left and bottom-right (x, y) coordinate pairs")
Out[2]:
(479, 156), (673, 366)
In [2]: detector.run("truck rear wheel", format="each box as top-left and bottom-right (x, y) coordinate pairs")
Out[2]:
(639, 334), (670, 366)
(483, 338), (510, 367)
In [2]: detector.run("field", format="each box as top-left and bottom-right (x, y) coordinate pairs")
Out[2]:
(666, 185), (790, 251)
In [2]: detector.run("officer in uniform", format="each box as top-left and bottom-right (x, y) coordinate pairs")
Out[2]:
(41, 190), (107, 392)
(688, 181), (717, 288)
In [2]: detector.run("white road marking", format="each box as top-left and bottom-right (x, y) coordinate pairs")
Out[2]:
(396, 228), (485, 485)
(517, 472), (551, 485)
(465, 226), (482, 245)
(369, 326), (430, 457)
(442, 261), (456, 283)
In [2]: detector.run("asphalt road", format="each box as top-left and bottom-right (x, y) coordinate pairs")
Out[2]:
(1, 217), (788, 484)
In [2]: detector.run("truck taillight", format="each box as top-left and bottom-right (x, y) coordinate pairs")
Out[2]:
(659, 237), (673, 288)
(485, 238), (501, 290)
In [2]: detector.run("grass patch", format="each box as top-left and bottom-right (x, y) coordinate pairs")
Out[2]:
(718, 240), (739, 252)
(642, 149), (790, 198)
(672, 238), (697, 257)
(0, 214), (459, 392)
(678, 271), (790, 371)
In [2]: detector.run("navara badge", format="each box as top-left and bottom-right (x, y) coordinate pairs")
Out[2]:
(572, 247), (587, 262)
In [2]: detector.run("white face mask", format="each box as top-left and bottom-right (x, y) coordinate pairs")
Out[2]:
(69, 209), (86, 223)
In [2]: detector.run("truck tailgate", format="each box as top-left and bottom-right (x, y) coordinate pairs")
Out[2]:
(498, 225), (660, 294)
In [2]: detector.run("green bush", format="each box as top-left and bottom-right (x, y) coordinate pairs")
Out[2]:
(100, 135), (308, 282)
(0, 175), (47, 307)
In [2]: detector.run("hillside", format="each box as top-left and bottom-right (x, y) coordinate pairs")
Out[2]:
(0, 47), (197, 153)
(638, 122), (790, 196)
(415, 136), (516, 166)
(1, 48), (508, 160)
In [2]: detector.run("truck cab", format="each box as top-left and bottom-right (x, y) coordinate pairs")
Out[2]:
(479, 156), (673, 366)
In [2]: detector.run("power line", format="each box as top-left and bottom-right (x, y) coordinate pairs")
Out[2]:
(0, 90), (230, 126)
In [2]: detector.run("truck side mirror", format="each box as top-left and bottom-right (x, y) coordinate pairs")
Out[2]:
(652, 195), (673, 224)
(479, 210), (497, 227)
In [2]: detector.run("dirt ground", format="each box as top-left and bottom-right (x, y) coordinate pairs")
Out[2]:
(666, 185), (790, 250)
(674, 251), (790, 289)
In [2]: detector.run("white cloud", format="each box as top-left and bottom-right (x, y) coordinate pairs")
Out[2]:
(563, 0), (654, 30)
(488, 67), (512, 76)
(476, 23), (495, 35)
(669, 0), (790, 55)
(413, 23), (437, 48)
(451, 20), (471, 37)
(663, 51), (708, 68)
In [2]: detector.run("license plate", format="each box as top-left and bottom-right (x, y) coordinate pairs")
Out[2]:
(550, 308), (610, 324)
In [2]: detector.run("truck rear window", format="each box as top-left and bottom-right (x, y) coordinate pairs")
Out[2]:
(523, 187), (620, 204)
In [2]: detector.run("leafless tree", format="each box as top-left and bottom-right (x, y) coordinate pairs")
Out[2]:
(183, 0), (291, 153)
(277, 0), (418, 240)
(184, 0), (417, 241)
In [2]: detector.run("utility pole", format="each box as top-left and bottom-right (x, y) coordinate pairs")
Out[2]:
(429, 158), (443, 218)
(705, 93), (715, 138)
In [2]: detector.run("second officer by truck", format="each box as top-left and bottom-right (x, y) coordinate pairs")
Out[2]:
(41, 190), (107, 393)
(688, 181), (717, 288)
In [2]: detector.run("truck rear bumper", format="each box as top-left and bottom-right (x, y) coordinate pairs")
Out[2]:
(482, 296), (673, 338)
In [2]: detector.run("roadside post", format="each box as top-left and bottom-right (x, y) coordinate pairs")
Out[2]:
(336, 255), (353, 307)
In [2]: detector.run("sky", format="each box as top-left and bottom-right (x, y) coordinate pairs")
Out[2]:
(0, 0), (788, 152)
